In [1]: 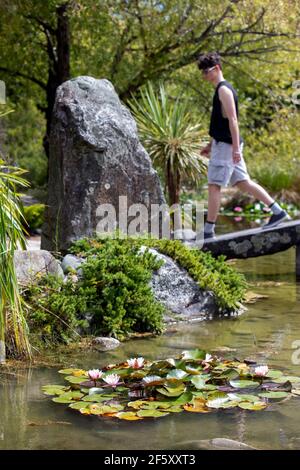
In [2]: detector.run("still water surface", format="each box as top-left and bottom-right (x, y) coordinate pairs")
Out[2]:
(1, 247), (300, 450)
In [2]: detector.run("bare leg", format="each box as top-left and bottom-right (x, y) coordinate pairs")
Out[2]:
(234, 179), (274, 206)
(207, 184), (222, 222)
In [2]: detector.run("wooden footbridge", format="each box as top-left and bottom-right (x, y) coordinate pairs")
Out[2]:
(187, 220), (300, 278)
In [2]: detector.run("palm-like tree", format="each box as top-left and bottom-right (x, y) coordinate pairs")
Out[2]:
(128, 82), (207, 206)
(0, 117), (31, 362)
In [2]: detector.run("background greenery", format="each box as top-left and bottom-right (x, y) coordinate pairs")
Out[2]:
(0, 0), (299, 197)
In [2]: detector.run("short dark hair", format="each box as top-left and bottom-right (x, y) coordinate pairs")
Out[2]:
(197, 52), (222, 71)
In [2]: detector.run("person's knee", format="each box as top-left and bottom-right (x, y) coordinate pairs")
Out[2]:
(235, 179), (251, 191)
(208, 183), (221, 193)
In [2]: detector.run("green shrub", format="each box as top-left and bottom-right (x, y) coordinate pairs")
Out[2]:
(246, 109), (300, 192)
(23, 204), (45, 231)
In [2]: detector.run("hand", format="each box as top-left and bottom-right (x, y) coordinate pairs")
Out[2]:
(200, 144), (211, 157)
(232, 150), (241, 164)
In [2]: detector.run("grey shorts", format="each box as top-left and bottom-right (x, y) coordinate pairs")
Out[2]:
(208, 139), (250, 187)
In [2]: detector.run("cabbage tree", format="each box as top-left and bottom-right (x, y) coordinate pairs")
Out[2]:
(128, 82), (207, 205)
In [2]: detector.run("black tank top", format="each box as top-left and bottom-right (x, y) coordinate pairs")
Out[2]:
(209, 80), (243, 144)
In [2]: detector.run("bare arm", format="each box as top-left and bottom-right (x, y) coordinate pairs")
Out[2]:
(218, 86), (241, 163)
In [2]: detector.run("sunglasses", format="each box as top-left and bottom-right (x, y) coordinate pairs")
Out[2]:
(202, 66), (216, 75)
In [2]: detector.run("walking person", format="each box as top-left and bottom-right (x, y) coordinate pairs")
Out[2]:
(197, 52), (290, 240)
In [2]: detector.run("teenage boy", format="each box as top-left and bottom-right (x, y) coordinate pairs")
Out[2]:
(197, 52), (290, 239)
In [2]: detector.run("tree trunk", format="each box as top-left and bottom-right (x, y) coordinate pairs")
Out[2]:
(167, 159), (180, 206)
(43, 2), (70, 161)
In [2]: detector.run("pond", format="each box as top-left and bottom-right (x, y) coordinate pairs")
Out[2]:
(1, 242), (300, 450)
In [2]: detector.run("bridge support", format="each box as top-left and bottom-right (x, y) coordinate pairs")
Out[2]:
(296, 244), (300, 280)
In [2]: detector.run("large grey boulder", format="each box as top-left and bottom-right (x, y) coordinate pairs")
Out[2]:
(139, 246), (220, 322)
(14, 250), (64, 286)
(41, 76), (166, 253)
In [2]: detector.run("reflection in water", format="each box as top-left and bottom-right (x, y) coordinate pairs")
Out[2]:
(0, 249), (300, 449)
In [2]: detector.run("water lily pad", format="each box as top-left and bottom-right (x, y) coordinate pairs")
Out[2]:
(238, 401), (267, 410)
(191, 376), (217, 390)
(130, 371), (147, 379)
(58, 368), (87, 376)
(88, 403), (124, 415)
(142, 375), (165, 386)
(258, 391), (289, 399)
(181, 349), (206, 361)
(266, 370), (283, 379)
(170, 391), (194, 405)
(185, 366), (202, 375)
(65, 375), (89, 384)
(136, 409), (169, 418)
(206, 397), (230, 409)
(82, 395), (111, 402)
(157, 384), (185, 397)
(149, 359), (176, 373)
(116, 412), (142, 421)
(42, 385), (68, 396)
(88, 387), (105, 395)
(166, 369), (188, 381)
(218, 401), (240, 409)
(69, 401), (89, 410)
(273, 376), (300, 384)
(216, 368), (240, 380)
(166, 406), (184, 413)
(229, 393), (258, 402)
(128, 400), (149, 410)
(229, 380), (259, 389)
(52, 391), (83, 403)
(184, 398), (210, 413)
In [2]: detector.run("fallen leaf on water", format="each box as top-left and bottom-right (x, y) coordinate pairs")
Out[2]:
(184, 398), (211, 413)
(244, 292), (268, 304)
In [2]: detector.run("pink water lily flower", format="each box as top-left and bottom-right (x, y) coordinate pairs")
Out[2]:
(254, 365), (269, 377)
(103, 373), (120, 387)
(204, 353), (213, 363)
(127, 357), (145, 369)
(88, 369), (103, 381)
(234, 216), (243, 222)
(234, 206), (243, 213)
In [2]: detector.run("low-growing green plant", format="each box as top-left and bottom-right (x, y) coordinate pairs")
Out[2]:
(24, 238), (166, 343)
(71, 236), (247, 312)
(141, 238), (247, 311)
(22, 274), (89, 346)
(23, 236), (247, 346)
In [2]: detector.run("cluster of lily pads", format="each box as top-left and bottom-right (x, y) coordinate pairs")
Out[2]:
(42, 349), (300, 420)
